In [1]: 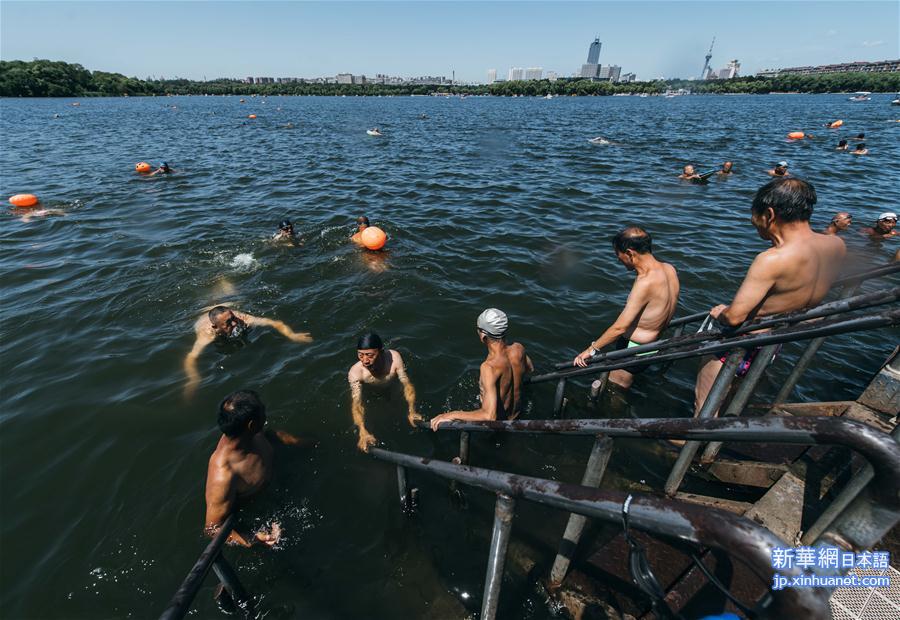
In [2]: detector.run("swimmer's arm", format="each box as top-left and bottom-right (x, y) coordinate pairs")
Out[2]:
(430, 364), (498, 430)
(349, 375), (375, 452)
(183, 331), (213, 398)
(394, 353), (421, 424)
(248, 316), (313, 343)
(713, 254), (777, 327)
(574, 283), (648, 365)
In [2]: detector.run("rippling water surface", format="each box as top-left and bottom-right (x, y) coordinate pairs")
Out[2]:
(1, 94), (898, 619)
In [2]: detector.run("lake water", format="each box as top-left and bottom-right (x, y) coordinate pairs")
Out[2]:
(1, 94), (898, 619)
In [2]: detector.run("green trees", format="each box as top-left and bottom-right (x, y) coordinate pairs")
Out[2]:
(2, 59), (899, 98)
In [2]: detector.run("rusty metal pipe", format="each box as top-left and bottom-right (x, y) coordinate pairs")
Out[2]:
(160, 513), (237, 620)
(549, 435), (614, 586)
(481, 493), (516, 620)
(664, 348), (745, 496)
(549, 287), (898, 372)
(368, 447), (830, 618)
(533, 307), (900, 384)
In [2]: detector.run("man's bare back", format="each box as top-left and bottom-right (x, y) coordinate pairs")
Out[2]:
(629, 262), (679, 343)
(483, 341), (530, 420)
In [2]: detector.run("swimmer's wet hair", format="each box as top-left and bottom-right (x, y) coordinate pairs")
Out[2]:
(612, 226), (652, 255)
(218, 390), (266, 437)
(357, 332), (383, 350)
(357, 216), (370, 226)
(752, 178), (816, 222)
(208, 306), (231, 322)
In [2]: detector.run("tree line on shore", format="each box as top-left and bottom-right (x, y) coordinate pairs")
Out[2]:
(2, 59), (899, 98)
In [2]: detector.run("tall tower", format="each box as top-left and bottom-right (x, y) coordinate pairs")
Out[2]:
(587, 37), (601, 64)
(700, 36), (715, 80)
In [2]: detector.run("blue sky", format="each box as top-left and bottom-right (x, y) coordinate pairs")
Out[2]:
(1, 1), (898, 82)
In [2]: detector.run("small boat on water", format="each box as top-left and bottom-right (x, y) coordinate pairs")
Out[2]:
(891, 94), (900, 106)
(849, 91), (871, 102)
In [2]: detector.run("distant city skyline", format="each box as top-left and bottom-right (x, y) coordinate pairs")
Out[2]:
(1, 1), (897, 82)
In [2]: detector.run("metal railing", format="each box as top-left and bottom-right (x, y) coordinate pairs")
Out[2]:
(370, 435), (847, 619)
(160, 515), (252, 620)
(415, 416), (900, 618)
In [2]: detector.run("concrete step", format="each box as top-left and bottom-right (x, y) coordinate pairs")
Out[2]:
(743, 472), (806, 545)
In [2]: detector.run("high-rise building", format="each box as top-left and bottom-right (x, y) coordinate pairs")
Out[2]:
(580, 63), (600, 79)
(546, 71), (558, 82)
(620, 72), (637, 83)
(525, 67), (543, 80)
(508, 67), (525, 81)
(336, 73), (353, 84)
(587, 37), (601, 64)
(607, 65), (621, 82)
(487, 69), (497, 83)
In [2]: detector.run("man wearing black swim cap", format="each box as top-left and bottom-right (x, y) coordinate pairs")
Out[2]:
(273, 219), (299, 244)
(347, 332), (421, 452)
(149, 161), (174, 176)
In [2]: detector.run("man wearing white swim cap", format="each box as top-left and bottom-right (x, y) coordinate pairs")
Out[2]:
(861, 212), (898, 240)
(429, 308), (533, 430)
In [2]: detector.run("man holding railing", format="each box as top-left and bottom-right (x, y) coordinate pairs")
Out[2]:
(572, 226), (680, 390)
(695, 177), (846, 415)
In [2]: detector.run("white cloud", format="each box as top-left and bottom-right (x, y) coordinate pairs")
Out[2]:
(861, 40), (884, 47)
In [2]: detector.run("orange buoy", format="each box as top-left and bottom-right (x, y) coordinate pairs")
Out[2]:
(135, 161), (152, 173)
(9, 194), (39, 208)
(788, 131), (805, 140)
(360, 226), (387, 250)
(829, 120), (843, 128)
(248, 114), (257, 119)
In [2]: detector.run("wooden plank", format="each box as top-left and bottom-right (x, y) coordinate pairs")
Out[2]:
(674, 492), (752, 515)
(744, 472), (806, 544)
(708, 459), (789, 488)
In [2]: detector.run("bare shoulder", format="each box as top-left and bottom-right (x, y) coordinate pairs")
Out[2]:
(508, 342), (527, 360)
(389, 349), (405, 368)
(819, 232), (846, 255)
(348, 362), (363, 382)
(663, 262), (678, 278)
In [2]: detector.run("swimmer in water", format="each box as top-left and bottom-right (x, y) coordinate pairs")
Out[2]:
(853, 133), (865, 141)
(823, 212), (852, 235)
(204, 390), (301, 548)
(272, 219), (299, 244)
(767, 161), (790, 177)
(369, 128), (383, 136)
(717, 161), (734, 176)
(860, 212), (898, 240)
(350, 215), (369, 245)
(836, 139), (849, 151)
(347, 332), (421, 452)
(430, 309), (533, 430)
(678, 165), (701, 181)
(572, 227), (680, 390)
(149, 161), (174, 176)
(588, 136), (611, 145)
(184, 306), (313, 398)
(851, 143), (868, 155)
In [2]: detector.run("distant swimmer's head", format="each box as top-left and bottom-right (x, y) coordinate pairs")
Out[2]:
(279, 219), (295, 234)
(476, 308), (508, 341)
(877, 212), (897, 232)
(612, 226), (653, 269)
(159, 162), (171, 173)
(837, 140), (848, 148)
(209, 305), (247, 339)
(356, 215), (370, 231)
(682, 165), (695, 176)
(356, 331), (384, 368)
(853, 143), (866, 152)
(855, 133), (865, 140)
(722, 161), (733, 172)
(773, 161), (789, 176)
(751, 178), (816, 239)
(831, 212), (852, 231)
(218, 390), (266, 438)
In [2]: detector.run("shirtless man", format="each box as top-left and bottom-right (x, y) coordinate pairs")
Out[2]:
(149, 161), (174, 176)
(572, 226), (680, 389)
(347, 332), (421, 452)
(823, 212), (852, 235)
(695, 177), (846, 415)
(767, 161), (790, 177)
(184, 306), (312, 397)
(678, 165), (701, 181)
(717, 161), (734, 176)
(860, 213), (898, 240)
(851, 143), (868, 155)
(272, 219), (299, 244)
(430, 309), (533, 430)
(350, 216), (370, 245)
(204, 390), (290, 546)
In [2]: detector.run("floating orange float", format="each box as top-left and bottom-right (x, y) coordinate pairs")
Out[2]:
(248, 114), (257, 119)
(135, 161), (152, 173)
(829, 120), (843, 128)
(360, 226), (387, 250)
(787, 131), (805, 140)
(9, 194), (39, 208)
